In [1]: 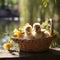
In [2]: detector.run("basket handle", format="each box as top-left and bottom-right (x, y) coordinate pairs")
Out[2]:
(49, 18), (54, 36)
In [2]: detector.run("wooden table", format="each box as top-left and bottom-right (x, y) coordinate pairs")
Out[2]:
(0, 50), (19, 58)
(0, 48), (60, 60)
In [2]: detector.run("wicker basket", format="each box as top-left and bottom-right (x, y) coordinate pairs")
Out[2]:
(11, 20), (54, 52)
(12, 36), (53, 52)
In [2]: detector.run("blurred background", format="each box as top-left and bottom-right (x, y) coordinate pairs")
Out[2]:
(0, 0), (60, 49)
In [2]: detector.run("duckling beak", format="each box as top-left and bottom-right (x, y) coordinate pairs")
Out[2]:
(26, 31), (31, 35)
(28, 32), (31, 34)
(34, 25), (41, 31)
(35, 28), (38, 31)
(35, 29), (40, 32)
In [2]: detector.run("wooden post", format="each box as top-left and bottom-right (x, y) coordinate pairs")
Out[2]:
(49, 18), (54, 36)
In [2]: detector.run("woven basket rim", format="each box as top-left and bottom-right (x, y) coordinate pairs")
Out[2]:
(11, 35), (53, 41)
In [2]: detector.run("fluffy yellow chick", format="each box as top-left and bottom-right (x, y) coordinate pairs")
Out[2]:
(32, 23), (43, 39)
(41, 28), (51, 37)
(3, 43), (13, 51)
(13, 28), (22, 38)
(24, 24), (33, 40)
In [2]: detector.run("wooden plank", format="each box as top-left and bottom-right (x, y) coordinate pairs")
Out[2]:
(0, 48), (60, 58)
(0, 50), (19, 58)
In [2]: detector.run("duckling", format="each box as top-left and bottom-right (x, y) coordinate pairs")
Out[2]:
(41, 28), (51, 37)
(32, 23), (44, 39)
(24, 24), (33, 40)
(3, 43), (13, 51)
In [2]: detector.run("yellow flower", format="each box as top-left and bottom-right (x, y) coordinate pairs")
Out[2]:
(13, 28), (22, 38)
(3, 43), (13, 50)
(14, 31), (22, 38)
(13, 28), (18, 33)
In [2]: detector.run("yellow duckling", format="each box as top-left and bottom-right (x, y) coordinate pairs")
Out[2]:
(32, 23), (43, 39)
(24, 24), (33, 40)
(3, 43), (13, 51)
(41, 28), (51, 37)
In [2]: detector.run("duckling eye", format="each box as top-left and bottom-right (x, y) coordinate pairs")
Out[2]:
(26, 27), (31, 31)
(35, 25), (40, 29)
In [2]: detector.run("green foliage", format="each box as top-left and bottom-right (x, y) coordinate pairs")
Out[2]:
(12, 0), (18, 4)
(42, 0), (49, 8)
(41, 20), (60, 48)
(50, 30), (60, 48)
(41, 20), (50, 30)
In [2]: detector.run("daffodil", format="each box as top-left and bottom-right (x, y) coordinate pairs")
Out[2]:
(3, 43), (13, 50)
